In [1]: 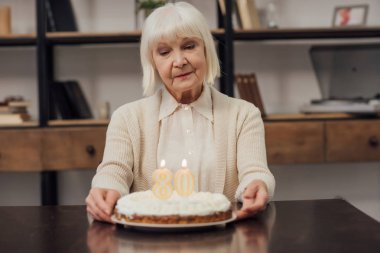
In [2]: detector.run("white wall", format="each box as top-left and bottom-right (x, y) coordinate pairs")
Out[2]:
(271, 163), (380, 222)
(0, 0), (36, 34)
(0, 47), (38, 119)
(0, 0), (379, 222)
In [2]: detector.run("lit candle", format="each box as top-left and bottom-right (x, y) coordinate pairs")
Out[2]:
(152, 160), (173, 200)
(174, 159), (195, 197)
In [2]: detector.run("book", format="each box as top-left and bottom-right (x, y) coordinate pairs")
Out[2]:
(7, 100), (31, 107)
(45, 0), (78, 32)
(236, 73), (266, 116)
(218, 0), (242, 29)
(49, 80), (93, 120)
(0, 5), (11, 35)
(248, 73), (265, 116)
(235, 74), (250, 101)
(0, 106), (27, 114)
(49, 81), (76, 119)
(0, 113), (30, 125)
(236, 0), (261, 29)
(0, 99), (30, 114)
(62, 81), (93, 119)
(218, 0), (226, 15)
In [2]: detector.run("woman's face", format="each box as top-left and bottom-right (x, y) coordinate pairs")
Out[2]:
(152, 36), (207, 102)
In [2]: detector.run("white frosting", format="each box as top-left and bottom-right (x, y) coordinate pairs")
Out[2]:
(116, 190), (231, 217)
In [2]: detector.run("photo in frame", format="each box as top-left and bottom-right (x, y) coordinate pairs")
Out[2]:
(332, 5), (369, 27)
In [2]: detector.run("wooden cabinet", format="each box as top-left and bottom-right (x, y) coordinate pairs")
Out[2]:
(42, 127), (106, 170)
(265, 119), (380, 164)
(326, 120), (380, 162)
(265, 122), (324, 164)
(0, 129), (42, 172)
(1, 119), (380, 172)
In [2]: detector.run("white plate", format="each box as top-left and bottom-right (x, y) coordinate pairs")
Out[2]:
(111, 214), (237, 231)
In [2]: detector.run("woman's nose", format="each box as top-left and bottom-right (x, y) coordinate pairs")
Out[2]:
(173, 52), (187, 67)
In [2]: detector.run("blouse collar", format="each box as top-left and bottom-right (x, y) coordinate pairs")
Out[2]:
(159, 84), (214, 122)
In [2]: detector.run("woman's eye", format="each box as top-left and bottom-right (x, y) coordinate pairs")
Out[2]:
(184, 43), (195, 50)
(158, 50), (169, 56)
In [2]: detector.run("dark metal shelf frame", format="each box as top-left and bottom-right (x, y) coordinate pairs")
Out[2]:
(0, 37), (36, 47)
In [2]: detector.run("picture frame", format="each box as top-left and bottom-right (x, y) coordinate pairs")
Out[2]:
(332, 5), (369, 27)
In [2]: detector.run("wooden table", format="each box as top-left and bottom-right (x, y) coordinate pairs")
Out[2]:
(0, 199), (379, 253)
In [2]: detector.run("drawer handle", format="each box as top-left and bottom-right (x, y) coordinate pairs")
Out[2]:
(368, 136), (379, 148)
(86, 145), (96, 156)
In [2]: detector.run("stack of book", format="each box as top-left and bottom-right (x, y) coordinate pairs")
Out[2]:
(0, 99), (31, 125)
(235, 73), (266, 116)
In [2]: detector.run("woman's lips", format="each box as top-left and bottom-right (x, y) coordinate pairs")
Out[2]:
(174, 72), (192, 79)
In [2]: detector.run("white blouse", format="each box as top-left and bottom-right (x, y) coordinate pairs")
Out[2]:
(157, 85), (216, 192)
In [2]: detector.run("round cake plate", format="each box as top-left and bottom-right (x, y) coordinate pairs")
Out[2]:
(111, 214), (237, 232)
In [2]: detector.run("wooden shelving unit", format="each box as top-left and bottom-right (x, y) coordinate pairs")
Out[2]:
(45, 29), (225, 45)
(1, 0), (380, 205)
(46, 31), (141, 44)
(263, 113), (357, 122)
(3, 26), (378, 46)
(48, 119), (109, 126)
(0, 121), (39, 128)
(3, 26), (378, 47)
(234, 27), (380, 40)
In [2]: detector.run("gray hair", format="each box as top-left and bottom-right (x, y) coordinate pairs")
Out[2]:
(140, 2), (220, 96)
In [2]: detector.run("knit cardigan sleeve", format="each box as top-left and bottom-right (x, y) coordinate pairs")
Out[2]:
(91, 106), (135, 196)
(234, 101), (276, 201)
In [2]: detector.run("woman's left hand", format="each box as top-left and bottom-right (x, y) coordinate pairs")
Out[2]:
(236, 180), (269, 220)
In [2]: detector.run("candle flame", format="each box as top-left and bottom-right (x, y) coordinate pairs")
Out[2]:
(160, 159), (166, 167)
(181, 159), (187, 168)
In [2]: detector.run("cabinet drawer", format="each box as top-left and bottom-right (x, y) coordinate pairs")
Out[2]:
(265, 122), (324, 164)
(326, 120), (380, 162)
(0, 129), (42, 171)
(42, 127), (106, 170)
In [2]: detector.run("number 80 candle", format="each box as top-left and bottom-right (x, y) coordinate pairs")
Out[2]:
(152, 160), (173, 200)
(174, 159), (195, 197)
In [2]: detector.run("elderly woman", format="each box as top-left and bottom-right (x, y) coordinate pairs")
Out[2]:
(86, 2), (275, 223)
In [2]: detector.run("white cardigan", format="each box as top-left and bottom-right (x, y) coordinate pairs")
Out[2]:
(92, 86), (275, 202)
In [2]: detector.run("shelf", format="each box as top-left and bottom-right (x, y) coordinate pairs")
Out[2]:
(0, 34), (36, 46)
(46, 29), (225, 45)
(4, 27), (377, 46)
(47, 32), (141, 45)
(48, 119), (109, 126)
(263, 113), (368, 122)
(234, 27), (380, 41)
(0, 121), (39, 128)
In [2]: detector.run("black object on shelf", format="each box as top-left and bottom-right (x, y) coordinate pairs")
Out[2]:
(63, 81), (93, 119)
(49, 81), (93, 120)
(45, 0), (78, 32)
(50, 81), (75, 119)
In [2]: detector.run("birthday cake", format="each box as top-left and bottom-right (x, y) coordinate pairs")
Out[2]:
(113, 190), (232, 224)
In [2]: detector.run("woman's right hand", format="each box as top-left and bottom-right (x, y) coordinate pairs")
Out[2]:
(86, 188), (121, 223)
